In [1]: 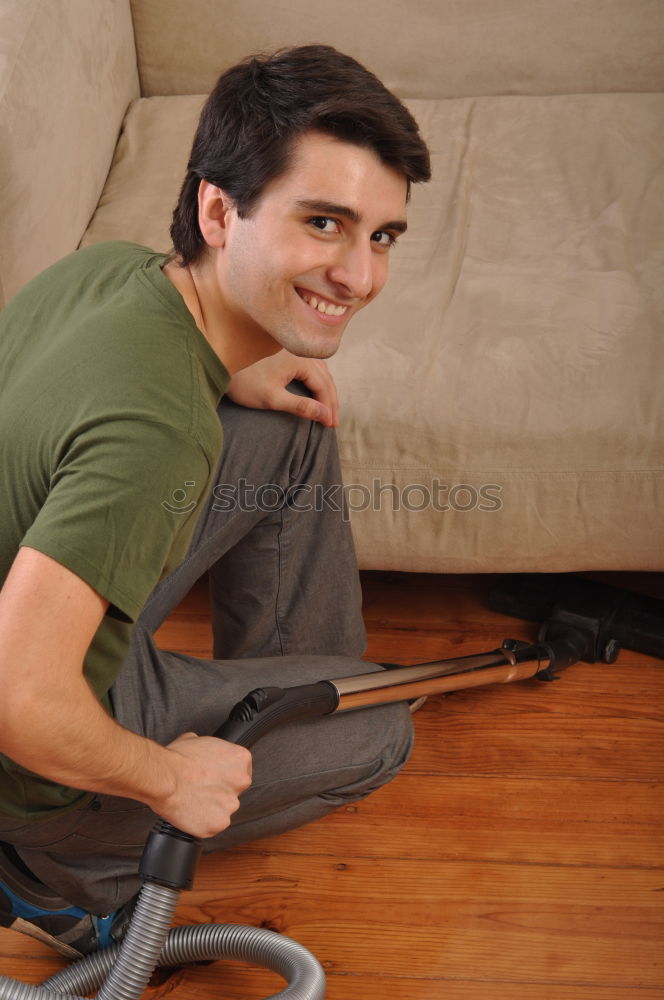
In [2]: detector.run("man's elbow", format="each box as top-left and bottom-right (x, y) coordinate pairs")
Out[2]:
(0, 675), (60, 759)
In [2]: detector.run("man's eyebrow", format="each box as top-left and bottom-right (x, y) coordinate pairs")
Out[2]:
(294, 199), (408, 234)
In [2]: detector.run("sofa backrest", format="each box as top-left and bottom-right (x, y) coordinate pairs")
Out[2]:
(0, 0), (139, 308)
(130, 0), (664, 99)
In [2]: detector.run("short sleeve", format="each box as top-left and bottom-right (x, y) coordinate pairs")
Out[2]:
(22, 418), (213, 621)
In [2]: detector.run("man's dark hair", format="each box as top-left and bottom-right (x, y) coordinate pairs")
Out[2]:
(170, 45), (431, 265)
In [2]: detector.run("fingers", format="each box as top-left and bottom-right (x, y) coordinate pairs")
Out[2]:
(226, 352), (340, 426)
(273, 385), (334, 426)
(289, 357), (339, 426)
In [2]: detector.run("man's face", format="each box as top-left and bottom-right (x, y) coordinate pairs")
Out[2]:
(212, 131), (409, 359)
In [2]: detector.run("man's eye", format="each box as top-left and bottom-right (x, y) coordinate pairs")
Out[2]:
(372, 231), (398, 249)
(309, 216), (339, 234)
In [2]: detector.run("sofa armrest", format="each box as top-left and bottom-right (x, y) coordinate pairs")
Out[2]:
(0, 0), (140, 308)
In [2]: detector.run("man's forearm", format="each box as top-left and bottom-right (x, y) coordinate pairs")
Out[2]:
(0, 668), (178, 812)
(0, 547), (252, 838)
(0, 668), (252, 839)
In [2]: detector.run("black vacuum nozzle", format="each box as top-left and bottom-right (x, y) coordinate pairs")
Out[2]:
(489, 573), (664, 662)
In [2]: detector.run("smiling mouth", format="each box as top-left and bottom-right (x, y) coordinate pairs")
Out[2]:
(296, 288), (349, 318)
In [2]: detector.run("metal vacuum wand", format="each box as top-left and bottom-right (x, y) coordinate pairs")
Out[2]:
(332, 645), (551, 709)
(140, 627), (585, 900)
(215, 625), (588, 746)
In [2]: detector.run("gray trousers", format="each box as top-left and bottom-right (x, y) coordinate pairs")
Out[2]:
(1, 390), (413, 913)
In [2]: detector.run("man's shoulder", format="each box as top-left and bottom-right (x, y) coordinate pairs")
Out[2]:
(63, 240), (159, 270)
(26, 241), (160, 287)
(1, 240), (199, 422)
(55, 242), (165, 300)
(1, 242), (165, 324)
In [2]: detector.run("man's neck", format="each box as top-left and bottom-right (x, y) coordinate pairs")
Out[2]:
(162, 257), (279, 374)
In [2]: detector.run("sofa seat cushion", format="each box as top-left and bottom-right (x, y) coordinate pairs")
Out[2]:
(81, 92), (664, 572)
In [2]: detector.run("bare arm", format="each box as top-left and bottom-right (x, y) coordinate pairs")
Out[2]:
(0, 547), (251, 838)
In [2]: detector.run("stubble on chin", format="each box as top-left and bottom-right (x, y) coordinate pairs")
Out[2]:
(271, 324), (347, 361)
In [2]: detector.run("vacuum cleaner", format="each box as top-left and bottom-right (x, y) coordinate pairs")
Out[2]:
(0, 573), (662, 1000)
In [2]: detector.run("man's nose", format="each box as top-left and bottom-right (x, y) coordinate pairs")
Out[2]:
(327, 241), (376, 301)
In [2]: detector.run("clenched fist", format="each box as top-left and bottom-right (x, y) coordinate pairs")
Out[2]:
(155, 732), (253, 840)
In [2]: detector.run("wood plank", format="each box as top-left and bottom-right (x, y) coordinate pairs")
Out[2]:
(0, 952), (63, 984)
(2, 938), (662, 999)
(140, 963), (664, 1000)
(228, 774), (664, 869)
(170, 852), (663, 988)
(407, 697), (664, 781)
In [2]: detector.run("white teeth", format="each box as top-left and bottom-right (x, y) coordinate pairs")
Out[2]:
(300, 291), (347, 317)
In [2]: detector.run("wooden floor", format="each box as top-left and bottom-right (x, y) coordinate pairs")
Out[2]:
(1, 571), (663, 998)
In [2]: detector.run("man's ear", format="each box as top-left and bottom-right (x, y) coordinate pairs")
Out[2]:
(197, 180), (235, 249)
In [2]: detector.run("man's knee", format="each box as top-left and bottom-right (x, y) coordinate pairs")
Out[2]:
(318, 702), (414, 805)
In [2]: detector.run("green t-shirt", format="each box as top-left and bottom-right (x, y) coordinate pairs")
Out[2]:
(0, 242), (230, 820)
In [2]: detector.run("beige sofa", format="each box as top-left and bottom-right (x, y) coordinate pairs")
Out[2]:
(2, 0), (663, 573)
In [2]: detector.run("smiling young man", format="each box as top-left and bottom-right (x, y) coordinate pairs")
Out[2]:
(0, 46), (430, 957)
